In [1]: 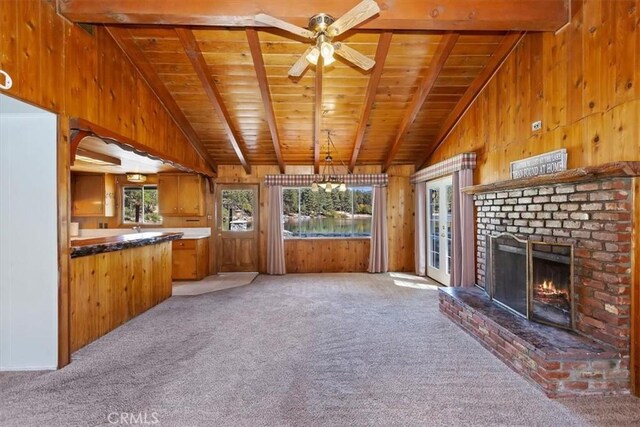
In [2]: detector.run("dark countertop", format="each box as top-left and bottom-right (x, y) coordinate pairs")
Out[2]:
(70, 232), (184, 258)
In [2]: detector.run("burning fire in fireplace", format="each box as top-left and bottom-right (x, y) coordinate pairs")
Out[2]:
(534, 280), (570, 312)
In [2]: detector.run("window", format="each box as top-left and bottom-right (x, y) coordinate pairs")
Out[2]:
(282, 187), (372, 238)
(122, 185), (162, 224)
(221, 189), (255, 232)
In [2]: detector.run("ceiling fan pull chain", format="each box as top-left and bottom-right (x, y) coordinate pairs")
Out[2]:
(0, 70), (13, 90)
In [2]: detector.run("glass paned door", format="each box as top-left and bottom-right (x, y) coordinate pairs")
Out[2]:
(217, 185), (259, 272)
(426, 176), (453, 285)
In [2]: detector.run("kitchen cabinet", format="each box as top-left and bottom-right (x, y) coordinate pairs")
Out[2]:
(71, 173), (116, 217)
(172, 237), (209, 280)
(158, 173), (204, 216)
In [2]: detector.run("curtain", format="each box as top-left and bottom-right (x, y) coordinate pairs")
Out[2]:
(451, 169), (475, 286)
(267, 185), (286, 275)
(414, 183), (427, 276)
(368, 185), (388, 273)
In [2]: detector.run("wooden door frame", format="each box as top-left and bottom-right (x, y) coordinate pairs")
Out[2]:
(215, 184), (259, 272)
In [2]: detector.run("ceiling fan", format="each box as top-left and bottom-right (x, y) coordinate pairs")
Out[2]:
(255, 0), (380, 77)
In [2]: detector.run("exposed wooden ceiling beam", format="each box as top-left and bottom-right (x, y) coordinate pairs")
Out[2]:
(418, 32), (525, 169)
(246, 29), (285, 174)
(106, 26), (218, 174)
(59, 0), (569, 32)
(314, 57), (324, 175)
(382, 32), (459, 172)
(176, 28), (251, 175)
(348, 31), (392, 172)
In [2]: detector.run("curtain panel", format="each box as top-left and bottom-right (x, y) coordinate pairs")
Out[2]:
(266, 185), (286, 275)
(450, 169), (475, 286)
(368, 186), (388, 273)
(414, 183), (427, 276)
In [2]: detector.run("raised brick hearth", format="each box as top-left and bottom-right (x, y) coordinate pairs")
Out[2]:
(440, 287), (628, 397)
(438, 166), (637, 397)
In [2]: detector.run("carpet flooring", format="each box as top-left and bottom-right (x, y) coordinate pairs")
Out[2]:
(1, 273), (639, 426)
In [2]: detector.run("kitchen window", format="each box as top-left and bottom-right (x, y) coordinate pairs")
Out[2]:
(282, 187), (372, 238)
(122, 185), (162, 224)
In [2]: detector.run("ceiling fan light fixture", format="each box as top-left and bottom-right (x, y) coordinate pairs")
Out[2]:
(305, 47), (320, 65)
(320, 41), (335, 63)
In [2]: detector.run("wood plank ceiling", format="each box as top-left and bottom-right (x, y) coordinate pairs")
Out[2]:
(61, 0), (569, 173)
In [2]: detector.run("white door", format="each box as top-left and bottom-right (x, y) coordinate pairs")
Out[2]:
(426, 176), (453, 285)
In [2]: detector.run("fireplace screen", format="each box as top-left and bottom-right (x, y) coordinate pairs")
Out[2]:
(488, 233), (575, 330)
(528, 242), (574, 329)
(489, 233), (528, 317)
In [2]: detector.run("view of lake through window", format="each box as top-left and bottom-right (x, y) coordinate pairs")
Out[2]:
(283, 187), (372, 238)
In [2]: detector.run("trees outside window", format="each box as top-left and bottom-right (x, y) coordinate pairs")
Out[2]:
(282, 187), (372, 238)
(123, 185), (162, 224)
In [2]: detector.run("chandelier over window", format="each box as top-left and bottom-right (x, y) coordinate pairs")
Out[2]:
(312, 132), (348, 193)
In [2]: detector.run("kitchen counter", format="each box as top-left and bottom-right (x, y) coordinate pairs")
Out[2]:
(70, 232), (183, 258)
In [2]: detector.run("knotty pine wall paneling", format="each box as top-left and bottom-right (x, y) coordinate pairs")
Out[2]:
(0, 0), (210, 175)
(70, 242), (172, 353)
(386, 165), (415, 272)
(429, 0), (640, 185)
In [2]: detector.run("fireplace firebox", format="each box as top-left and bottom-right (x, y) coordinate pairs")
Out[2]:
(487, 233), (575, 330)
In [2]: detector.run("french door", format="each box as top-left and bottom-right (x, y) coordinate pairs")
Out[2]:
(426, 176), (453, 285)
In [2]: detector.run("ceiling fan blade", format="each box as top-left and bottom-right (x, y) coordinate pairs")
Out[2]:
(334, 42), (375, 70)
(326, 0), (380, 37)
(288, 47), (313, 77)
(255, 13), (316, 39)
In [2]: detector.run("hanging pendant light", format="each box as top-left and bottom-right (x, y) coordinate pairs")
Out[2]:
(312, 132), (349, 193)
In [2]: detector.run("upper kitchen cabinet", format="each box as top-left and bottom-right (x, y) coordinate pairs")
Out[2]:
(158, 174), (204, 216)
(71, 173), (116, 217)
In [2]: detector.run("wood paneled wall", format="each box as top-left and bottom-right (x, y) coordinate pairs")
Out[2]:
(429, 0), (640, 185)
(0, 0), (210, 174)
(215, 164), (414, 273)
(285, 239), (370, 273)
(386, 165), (415, 272)
(69, 242), (172, 352)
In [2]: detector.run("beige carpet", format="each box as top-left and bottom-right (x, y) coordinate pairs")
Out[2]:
(172, 272), (258, 295)
(1, 273), (638, 426)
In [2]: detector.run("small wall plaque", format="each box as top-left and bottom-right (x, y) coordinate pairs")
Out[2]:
(510, 149), (567, 180)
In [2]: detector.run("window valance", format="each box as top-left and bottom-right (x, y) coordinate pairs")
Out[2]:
(264, 174), (388, 187)
(410, 152), (476, 184)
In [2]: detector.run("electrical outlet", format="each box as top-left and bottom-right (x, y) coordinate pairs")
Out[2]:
(532, 120), (542, 131)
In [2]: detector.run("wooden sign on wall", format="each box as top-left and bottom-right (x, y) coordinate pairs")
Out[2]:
(510, 149), (567, 180)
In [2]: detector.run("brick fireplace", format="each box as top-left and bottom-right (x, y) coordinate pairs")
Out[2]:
(439, 163), (639, 397)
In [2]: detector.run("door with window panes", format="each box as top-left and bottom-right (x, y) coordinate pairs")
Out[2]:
(426, 176), (453, 285)
(216, 185), (259, 272)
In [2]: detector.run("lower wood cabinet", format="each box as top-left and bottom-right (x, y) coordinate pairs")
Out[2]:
(172, 237), (209, 280)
